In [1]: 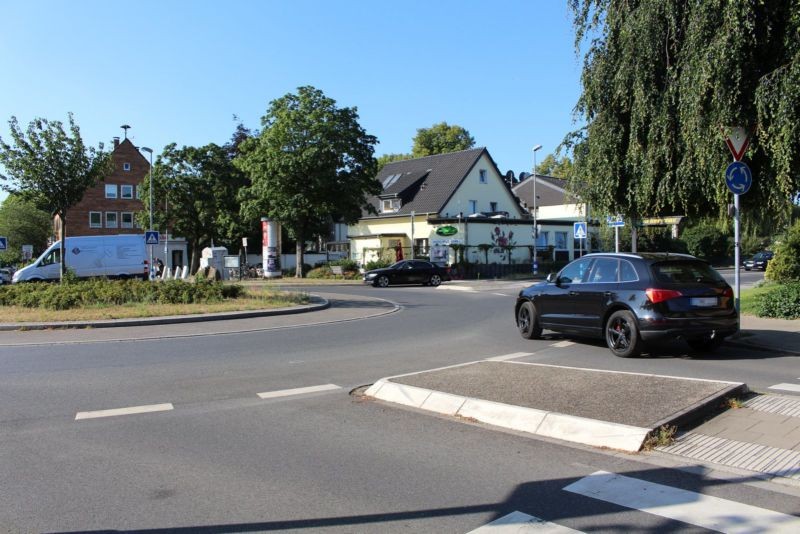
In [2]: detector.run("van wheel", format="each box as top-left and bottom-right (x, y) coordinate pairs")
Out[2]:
(606, 310), (642, 358)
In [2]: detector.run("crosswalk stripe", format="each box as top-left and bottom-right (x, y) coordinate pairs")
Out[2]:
(466, 511), (581, 533)
(551, 341), (575, 348)
(564, 470), (800, 533)
(485, 352), (534, 362)
(768, 383), (800, 393)
(257, 383), (341, 399)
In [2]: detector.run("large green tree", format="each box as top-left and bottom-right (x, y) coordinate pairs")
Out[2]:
(566, 0), (800, 228)
(144, 142), (249, 272)
(236, 86), (379, 277)
(0, 114), (112, 280)
(535, 153), (574, 179)
(0, 194), (51, 265)
(411, 122), (475, 158)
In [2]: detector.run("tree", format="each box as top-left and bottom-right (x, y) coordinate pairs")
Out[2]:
(144, 142), (249, 273)
(535, 153), (574, 179)
(411, 122), (475, 158)
(566, 1), (800, 227)
(0, 194), (51, 265)
(236, 86), (380, 277)
(376, 152), (411, 172)
(0, 114), (111, 280)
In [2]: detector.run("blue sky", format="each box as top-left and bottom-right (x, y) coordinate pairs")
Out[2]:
(1, 0), (583, 202)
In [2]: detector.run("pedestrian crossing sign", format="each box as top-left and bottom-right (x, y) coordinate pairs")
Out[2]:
(0, 236), (6, 250)
(573, 222), (587, 240)
(145, 231), (160, 245)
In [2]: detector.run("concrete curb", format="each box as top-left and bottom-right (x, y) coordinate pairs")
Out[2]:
(365, 363), (747, 453)
(0, 297), (330, 331)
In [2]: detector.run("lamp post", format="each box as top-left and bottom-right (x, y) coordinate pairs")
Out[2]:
(532, 144), (542, 274)
(140, 146), (154, 281)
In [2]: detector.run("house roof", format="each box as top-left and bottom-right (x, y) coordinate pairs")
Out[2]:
(512, 174), (581, 209)
(365, 147), (506, 217)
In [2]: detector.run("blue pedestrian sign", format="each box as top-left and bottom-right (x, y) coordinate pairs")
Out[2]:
(725, 161), (752, 195)
(145, 231), (160, 245)
(573, 222), (587, 239)
(0, 236), (6, 250)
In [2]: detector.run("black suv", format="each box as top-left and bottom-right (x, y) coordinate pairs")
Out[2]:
(515, 253), (738, 357)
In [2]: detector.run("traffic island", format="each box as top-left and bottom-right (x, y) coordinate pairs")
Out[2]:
(365, 361), (747, 452)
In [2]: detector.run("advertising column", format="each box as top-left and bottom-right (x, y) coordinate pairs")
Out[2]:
(261, 217), (282, 278)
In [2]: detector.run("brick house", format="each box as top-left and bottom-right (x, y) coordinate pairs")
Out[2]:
(54, 136), (148, 237)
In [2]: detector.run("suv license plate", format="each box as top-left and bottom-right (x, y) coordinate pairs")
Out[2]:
(691, 297), (717, 307)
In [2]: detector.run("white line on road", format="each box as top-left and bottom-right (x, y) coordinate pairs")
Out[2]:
(466, 511), (581, 533)
(492, 292), (510, 297)
(75, 403), (174, 421)
(564, 470), (800, 533)
(551, 341), (575, 348)
(485, 352), (534, 362)
(769, 383), (800, 393)
(257, 383), (341, 399)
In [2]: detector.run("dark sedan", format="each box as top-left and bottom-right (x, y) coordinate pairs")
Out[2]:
(743, 251), (773, 271)
(364, 260), (451, 287)
(515, 252), (738, 357)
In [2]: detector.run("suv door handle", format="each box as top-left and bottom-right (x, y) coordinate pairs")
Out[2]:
(604, 291), (612, 297)
(569, 291), (578, 296)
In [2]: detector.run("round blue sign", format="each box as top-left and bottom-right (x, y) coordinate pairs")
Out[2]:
(725, 161), (752, 195)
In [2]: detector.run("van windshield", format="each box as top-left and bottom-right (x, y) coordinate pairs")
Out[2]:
(40, 248), (61, 266)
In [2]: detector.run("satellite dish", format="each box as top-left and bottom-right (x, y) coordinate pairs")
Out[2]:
(505, 170), (515, 182)
(519, 172), (531, 182)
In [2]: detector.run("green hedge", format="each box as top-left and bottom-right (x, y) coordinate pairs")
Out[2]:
(0, 279), (244, 310)
(753, 282), (800, 319)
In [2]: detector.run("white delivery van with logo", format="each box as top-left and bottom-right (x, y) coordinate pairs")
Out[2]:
(12, 234), (148, 283)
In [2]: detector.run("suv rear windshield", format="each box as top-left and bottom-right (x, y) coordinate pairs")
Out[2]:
(651, 260), (725, 284)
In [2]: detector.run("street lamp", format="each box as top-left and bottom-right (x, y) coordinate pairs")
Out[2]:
(140, 146), (154, 280)
(532, 144), (542, 274)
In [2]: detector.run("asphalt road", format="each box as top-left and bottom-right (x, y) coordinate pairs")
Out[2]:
(2, 280), (799, 532)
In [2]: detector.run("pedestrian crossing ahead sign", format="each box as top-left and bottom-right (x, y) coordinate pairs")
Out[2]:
(573, 222), (587, 240)
(0, 236), (6, 250)
(145, 231), (160, 245)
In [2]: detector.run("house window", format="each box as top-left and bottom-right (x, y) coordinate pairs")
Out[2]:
(105, 212), (118, 228)
(555, 231), (568, 249)
(536, 231), (549, 249)
(469, 200), (477, 214)
(121, 185), (133, 199)
(121, 212), (133, 228)
(105, 184), (117, 199)
(89, 211), (101, 228)
(490, 202), (498, 212)
(123, 162), (131, 171)
(479, 169), (487, 184)
(382, 198), (401, 213)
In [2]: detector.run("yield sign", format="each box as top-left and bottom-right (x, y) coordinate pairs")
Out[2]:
(722, 126), (751, 162)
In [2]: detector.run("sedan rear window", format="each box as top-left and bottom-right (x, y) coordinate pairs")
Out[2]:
(651, 261), (724, 284)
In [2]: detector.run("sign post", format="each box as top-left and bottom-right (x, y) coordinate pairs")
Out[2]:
(145, 231), (160, 280)
(723, 126), (752, 319)
(607, 216), (625, 253)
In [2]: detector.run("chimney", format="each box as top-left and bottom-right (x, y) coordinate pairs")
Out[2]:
(113, 137), (120, 149)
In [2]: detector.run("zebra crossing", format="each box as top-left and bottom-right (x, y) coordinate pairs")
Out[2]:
(467, 470), (800, 533)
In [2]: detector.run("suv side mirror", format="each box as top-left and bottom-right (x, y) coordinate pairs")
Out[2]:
(546, 272), (557, 284)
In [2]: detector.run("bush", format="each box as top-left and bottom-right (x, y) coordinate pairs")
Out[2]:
(365, 259), (392, 271)
(753, 282), (800, 319)
(765, 220), (800, 282)
(330, 258), (359, 271)
(0, 278), (243, 310)
(681, 221), (729, 261)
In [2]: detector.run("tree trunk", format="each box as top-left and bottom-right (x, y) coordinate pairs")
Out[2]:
(295, 236), (304, 278)
(59, 213), (66, 282)
(190, 239), (201, 275)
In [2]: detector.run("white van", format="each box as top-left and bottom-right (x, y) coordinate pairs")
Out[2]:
(12, 235), (148, 283)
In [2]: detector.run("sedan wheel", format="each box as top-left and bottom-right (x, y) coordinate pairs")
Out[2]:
(375, 275), (390, 288)
(605, 310), (642, 358)
(428, 274), (442, 287)
(517, 301), (543, 339)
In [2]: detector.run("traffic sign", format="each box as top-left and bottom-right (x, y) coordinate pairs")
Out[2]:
(573, 222), (587, 239)
(606, 215), (625, 228)
(0, 236), (6, 250)
(725, 161), (752, 195)
(145, 231), (160, 245)
(722, 126), (751, 162)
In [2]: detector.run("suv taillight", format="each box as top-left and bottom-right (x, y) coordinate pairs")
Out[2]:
(646, 288), (683, 303)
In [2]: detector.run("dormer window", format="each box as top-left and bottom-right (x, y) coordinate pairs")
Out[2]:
(382, 198), (401, 213)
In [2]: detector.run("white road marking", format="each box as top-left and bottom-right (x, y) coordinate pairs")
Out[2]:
(466, 511), (581, 533)
(564, 470), (800, 533)
(551, 341), (575, 348)
(492, 292), (509, 297)
(75, 403), (173, 420)
(485, 352), (534, 362)
(769, 383), (800, 393)
(257, 383), (341, 399)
